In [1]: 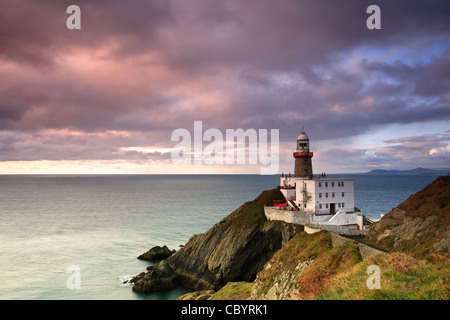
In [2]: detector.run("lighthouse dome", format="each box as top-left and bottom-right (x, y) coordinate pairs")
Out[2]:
(297, 132), (309, 141)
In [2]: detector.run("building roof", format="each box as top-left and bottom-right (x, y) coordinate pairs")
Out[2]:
(297, 131), (309, 140)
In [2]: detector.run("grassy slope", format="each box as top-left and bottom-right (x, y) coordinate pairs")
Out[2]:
(209, 282), (254, 300)
(205, 178), (450, 300)
(229, 187), (285, 230)
(318, 252), (449, 300)
(363, 176), (450, 257)
(212, 231), (449, 300)
(253, 231), (363, 299)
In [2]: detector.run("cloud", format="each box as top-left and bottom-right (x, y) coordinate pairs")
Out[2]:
(310, 133), (450, 172)
(1, 0), (450, 172)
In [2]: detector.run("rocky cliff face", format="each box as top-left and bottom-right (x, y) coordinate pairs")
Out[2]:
(132, 176), (450, 298)
(250, 231), (363, 300)
(132, 188), (303, 294)
(364, 176), (450, 256)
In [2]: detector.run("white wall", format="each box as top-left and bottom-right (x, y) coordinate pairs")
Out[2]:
(280, 176), (356, 214)
(313, 178), (354, 213)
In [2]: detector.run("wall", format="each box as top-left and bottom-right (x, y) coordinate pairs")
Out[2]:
(319, 211), (363, 230)
(318, 224), (368, 236)
(264, 206), (312, 225)
(314, 178), (355, 214)
(330, 233), (385, 260)
(265, 206), (368, 236)
(265, 207), (385, 259)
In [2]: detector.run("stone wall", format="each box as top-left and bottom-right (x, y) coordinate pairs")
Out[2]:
(265, 206), (368, 236)
(317, 224), (368, 236)
(265, 206), (385, 260)
(330, 233), (385, 260)
(264, 206), (312, 225)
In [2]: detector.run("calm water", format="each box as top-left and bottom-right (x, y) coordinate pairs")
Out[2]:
(0, 174), (441, 300)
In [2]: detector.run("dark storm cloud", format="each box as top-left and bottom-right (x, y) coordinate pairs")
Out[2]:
(1, 0), (450, 164)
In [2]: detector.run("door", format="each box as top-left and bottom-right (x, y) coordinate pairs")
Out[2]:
(330, 203), (336, 214)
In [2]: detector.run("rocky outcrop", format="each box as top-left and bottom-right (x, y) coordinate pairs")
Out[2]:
(137, 245), (175, 261)
(364, 176), (450, 256)
(249, 231), (363, 300)
(131, 260), (177, 293)
(131, 188), (303, 294)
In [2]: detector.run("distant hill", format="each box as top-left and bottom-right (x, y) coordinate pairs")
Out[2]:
(364, 167), (450, 175)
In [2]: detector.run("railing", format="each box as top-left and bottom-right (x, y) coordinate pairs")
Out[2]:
(293, 151), (313, 157)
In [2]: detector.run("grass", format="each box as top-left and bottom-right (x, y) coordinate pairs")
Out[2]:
(317, 252), (450, 300)
(210, 282), (253, 300)
(295, 240), (362, 299)
(230, 188), (285, 230)
(251, 230), (449, 300)
(251, 231), (365, 299)
(207, 230), (449, 300)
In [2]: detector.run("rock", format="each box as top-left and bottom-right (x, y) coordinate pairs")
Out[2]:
(137, 245), (175, 261)
(364, 176), (450, 257)
(132, 188), (303, 294)
(132, 260), (177, 294)
(128, 272), (146, 284)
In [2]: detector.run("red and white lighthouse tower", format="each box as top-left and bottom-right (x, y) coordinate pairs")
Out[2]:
(293, 130), (313, 178)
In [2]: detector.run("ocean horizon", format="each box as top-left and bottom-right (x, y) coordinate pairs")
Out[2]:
(0, 173), (442, 300)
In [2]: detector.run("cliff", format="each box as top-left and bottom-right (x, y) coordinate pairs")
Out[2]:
(364, 175), (450, 257)
(211, 230), (448, 300)
(213, 176), (449, 300)
(133, 176), (450, 299)
(179, 176), (449, 300)
(132, 188), (303, 293)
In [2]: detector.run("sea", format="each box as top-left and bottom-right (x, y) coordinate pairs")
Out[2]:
(0, 173), (442, 300)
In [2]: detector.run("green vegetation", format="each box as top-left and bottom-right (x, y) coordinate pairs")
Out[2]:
(210, 282), (253, 300)
(255, 231), (333, 292)
(252, 231), (364, 299)
(218, 230), (449, 300)
(318, 252), (449, 300)
(230, 188), (285, 230)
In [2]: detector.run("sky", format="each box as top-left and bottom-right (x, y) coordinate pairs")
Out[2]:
(1, 0), (450, 174)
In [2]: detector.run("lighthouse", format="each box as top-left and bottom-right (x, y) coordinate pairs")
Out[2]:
(280, 129), (355, 215)
(293, 130), (313, 179)
(272, 129), (371, 233)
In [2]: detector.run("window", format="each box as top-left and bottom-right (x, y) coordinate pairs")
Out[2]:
(342, 203), (345, 207)
(338, 182), (341, 187)
(332, 192), (335, 198)
(342, 182), (344, 187)
(319, 193), (322, 198)
(326, 193), (328, 198)
(325, 182), (328, 187)
(338, 203), (341, 208)
(332, 182), (335, 187)
(342, 192), (345, 197)
(319, 182), (322, 187)
(319, 204), (322, 209)
(326, 203), (329, 209)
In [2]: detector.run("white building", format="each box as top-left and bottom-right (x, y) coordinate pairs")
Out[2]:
(271, 130), (369, 232)
(280, 174), (355, 215)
